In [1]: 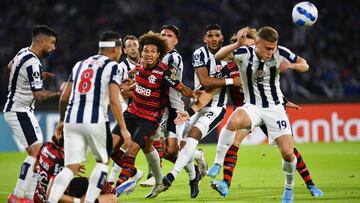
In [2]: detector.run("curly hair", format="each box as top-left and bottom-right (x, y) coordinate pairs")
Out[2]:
(138, 31), (170, 60)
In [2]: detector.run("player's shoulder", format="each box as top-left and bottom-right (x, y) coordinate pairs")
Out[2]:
(157, 61), (170, 71)
(276, 45), (297, 62)
(193, 46), (207, 55)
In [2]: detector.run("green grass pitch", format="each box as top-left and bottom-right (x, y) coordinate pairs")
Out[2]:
(0, 142), (359, 202)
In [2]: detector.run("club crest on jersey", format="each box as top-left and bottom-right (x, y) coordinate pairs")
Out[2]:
(33, 71), (40, 79)
(256, 70), (265, 82)
(148, 75), (157, 84)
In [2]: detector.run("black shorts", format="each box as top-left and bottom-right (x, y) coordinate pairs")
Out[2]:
(65, 177), (89, 198)
(112, 110), (159, 148)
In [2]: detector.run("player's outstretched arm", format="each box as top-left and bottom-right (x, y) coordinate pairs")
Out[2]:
(33, 89), (61, 102)
(196, 67), (235, 88)
(279, 56), (309, 73)
(55, 81), (72, 138)
(174, 88), (220, 125)
(215, 27), (249, 61)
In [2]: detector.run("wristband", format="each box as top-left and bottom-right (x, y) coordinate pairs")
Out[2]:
(187, 108), (196, 117)
(225, 78), (234, 85)
(73, 198), (80, 203)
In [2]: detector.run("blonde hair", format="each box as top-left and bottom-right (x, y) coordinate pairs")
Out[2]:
(229, 27), (257, 43)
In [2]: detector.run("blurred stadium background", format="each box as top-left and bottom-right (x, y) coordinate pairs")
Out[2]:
(1, 0), (359, 151)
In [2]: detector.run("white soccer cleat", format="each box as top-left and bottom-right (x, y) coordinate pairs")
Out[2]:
(140, 176), (156, 187)
(115, 179), (137, 197)
(145, 183), (169, 198)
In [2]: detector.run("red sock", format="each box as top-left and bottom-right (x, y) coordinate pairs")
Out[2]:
(116, 156), (135, 186)
(223, 145), (239, 186)
(153, 140), (163, 167)
(110, 148), (125, 166)
(294, 147), (314, 186)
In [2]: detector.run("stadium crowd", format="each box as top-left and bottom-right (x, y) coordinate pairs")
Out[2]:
(1, 0), (359, 105)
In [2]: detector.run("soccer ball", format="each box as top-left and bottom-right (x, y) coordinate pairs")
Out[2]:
(292, 1), (318, 27)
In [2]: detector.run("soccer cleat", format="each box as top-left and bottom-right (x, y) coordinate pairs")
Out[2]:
(140, 176), (156, 187)
(207, 163), (221, 178)
(130, 169), (144, 183)
(195, 149), (208, 177)
(145, 183), (169, 198)
(115, 179), (137, 197)
(307, 184), (324, 197)
(189, 166), (202, 198)
(210, 180), (229, 197)
(282, 188), (294, 203)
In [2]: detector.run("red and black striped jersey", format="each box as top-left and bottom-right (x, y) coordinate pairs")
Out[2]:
(34, 142), (64, 203)
(127, 61), (182, 123)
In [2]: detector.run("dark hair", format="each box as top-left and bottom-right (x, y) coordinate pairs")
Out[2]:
(100, 31), (122, 46)
(139, 31), (169, 60)
(161, 24), (180, 38)
(205, 24), (222, 33)
(123, 35), (138, 48)
(257, 26), (278, 42)
(32, 25), (57, 38)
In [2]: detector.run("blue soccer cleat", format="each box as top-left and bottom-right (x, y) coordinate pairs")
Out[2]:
(115, 179), (136, 197)
(207, 163), (221, 178)
(307, 184), (324, 197)
(210, 180), (229, 197)
(282, 188), (294, 203)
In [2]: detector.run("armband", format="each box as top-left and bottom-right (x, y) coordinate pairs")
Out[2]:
(187, 108), (196, 117)
(225, 78), (234, 85)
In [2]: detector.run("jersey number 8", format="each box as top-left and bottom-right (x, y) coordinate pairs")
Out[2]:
(78, 69), (94, 94)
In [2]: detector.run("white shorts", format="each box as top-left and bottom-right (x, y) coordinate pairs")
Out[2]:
(151, 107), (185, 141)
(4, 111), (43, 148)
(64, 122), (112, 165)
(240, 103), (292, 145)
(183, 107), (226, 140)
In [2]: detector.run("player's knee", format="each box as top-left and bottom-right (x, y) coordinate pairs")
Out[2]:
(188, 127), (202, 141)
(281, 150), (294, 162)
(165, 146), (178, 159)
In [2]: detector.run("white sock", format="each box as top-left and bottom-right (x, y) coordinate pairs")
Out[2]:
(145, 150), (163, 184)
(214, 128), (236, 165)
(193, 149), (201, 161)
(147, 162), (153, 177)
(184, 157), (196, 181)
(108, 162), (121, 183)
(171, 137), (198, 178)
(282, 155), (297, 189)
(47, 167), (74, 203)
(25, 172), (38, 199)
(14, 156), (36, 197)
(84, 163), (108, 203)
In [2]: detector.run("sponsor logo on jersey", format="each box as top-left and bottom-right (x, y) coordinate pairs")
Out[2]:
(135, 84), (151, 96)
(152, 69), (163, 75)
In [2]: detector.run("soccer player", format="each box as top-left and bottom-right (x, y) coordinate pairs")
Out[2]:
(207, 28), (323, 198)
(213, 26), (309, 203)
(4, 25), (61, 202)
(33, 133), (117, 203)
(155, 24), (241, 198)
(107, 34), (140, 185)
(140, 25), (207, 197)
(47, 31), (131, 203)
(111, 31), (196, 198)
